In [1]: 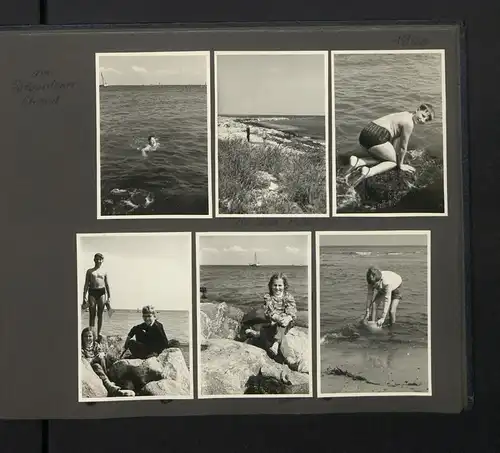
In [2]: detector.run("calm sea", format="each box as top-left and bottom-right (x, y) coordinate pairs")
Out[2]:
(81, 309), (190, 366)
(320, 245), (428, 346)
(228, 115), (326, 142)
(99, 85), (209, 216)
(319, 244), (429, 393)
(334, 53), (443, 159)
(200, 265), (309, 313)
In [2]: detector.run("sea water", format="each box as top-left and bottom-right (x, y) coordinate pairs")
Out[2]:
(319, 245), (429, 393)
(99, 85), (209, 216)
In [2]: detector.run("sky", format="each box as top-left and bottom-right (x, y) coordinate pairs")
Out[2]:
(199, 234), (310, 266)
(77, 234), (191, 310)
(217, 53), (326, 116)
(319, 233), (428, 247)
(98, 53), (208, 86)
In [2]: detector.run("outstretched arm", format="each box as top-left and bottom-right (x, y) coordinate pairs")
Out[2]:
(397, 122), (414, 168)
(365, 285), (374, 319)
(376, 284), (393, 326)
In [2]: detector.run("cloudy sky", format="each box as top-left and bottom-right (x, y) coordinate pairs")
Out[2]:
(98, 53), (208, 86)
(216, 53), (327, 116)
(319, 233), (428, 247)
(77, 233), (191, 310)
(198, 234), (310, 266)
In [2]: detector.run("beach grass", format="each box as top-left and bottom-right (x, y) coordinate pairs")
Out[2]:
(218, 136), (326, 214)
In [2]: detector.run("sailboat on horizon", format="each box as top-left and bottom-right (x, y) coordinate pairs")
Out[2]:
(249, 252), (260, 267)
(99, 72), (108, 88)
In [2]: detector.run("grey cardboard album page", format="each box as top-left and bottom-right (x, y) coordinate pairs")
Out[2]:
(0, 23), (468, 419)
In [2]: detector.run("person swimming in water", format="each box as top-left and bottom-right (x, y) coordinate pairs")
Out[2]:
(344, 103), (435, 188)
(140, 135), (159, 157)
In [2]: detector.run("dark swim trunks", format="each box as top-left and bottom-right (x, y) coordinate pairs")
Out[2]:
(359, 122), (392, 149)
(391, 284), (403, 301)
(89, 287), (106, 299)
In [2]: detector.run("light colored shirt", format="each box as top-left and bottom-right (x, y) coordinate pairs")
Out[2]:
(367, 270), (402, 318)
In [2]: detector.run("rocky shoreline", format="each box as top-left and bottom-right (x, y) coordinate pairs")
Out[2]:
(81, 335), (191, 399)
(199, 302), (311, 396)
(218, 116), (324, 155)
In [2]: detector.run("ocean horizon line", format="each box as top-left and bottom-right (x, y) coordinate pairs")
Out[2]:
(200, 264), (307, 267)
(219, 113), (325, 118)
(100, 84), (206, 87)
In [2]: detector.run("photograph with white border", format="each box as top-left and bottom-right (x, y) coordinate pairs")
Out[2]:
(197, 232), (313, 398)
(215, 51), (329, 217)
(77, 232), (194, 402)
(333, 50), (447, 216)
(96, 51), (212, 219)
(316, 230), (431, 397)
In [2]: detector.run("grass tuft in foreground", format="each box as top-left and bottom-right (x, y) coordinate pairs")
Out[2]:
(218, 137), (326, 215)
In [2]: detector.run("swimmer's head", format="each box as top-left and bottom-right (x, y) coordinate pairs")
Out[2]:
(414, 103), (435, 124)
(142, 305), (157, 325)
(148, 135), (157, 146)
(94, 253), (104, 267)
(366, 266), (382, 286)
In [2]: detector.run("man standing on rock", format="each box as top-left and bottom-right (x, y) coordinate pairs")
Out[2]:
(246, 126), (251, 142)
(82, 253), (112, 341)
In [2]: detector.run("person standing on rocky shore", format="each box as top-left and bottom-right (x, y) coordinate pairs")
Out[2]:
(82, 253), (112, 341)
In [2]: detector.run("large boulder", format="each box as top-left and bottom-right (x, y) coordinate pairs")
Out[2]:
(200, 302), (244, 340)
(140, 379), (190, 396)
(280, 327), (310, 373)
(108, 357), (175, 392)
(81, 358), (107, 399)
(156, 348), (191, 394)
(200, 339), (309, 396)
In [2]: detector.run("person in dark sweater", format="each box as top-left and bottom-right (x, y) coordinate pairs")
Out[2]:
(120, 305), (169, 359)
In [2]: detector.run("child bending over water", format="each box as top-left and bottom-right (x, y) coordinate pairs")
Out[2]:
(364, 266), (403, 327)
(81, 327), (134, 397)
(140, 135), (159, 157)
(344, 103), (435, 188)
(260, 273), (298, 356)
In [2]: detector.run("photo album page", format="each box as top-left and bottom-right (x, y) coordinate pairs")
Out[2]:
(0, 23), (470, 419)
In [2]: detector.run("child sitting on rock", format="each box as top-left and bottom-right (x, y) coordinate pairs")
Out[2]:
(247, 273), (297, 357)
(120, 305), (170, 360)
(81, 327), (135, 397)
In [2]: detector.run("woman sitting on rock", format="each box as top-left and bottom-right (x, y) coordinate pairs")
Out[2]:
(247, 272), (297, 357)
(81, 327), (135, 397)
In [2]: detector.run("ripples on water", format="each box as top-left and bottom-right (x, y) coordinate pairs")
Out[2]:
(334, 53), (443, 158)
(99, 86), (209, 216)
(200, 265), (309, 312)
(319, 245), (428, 347)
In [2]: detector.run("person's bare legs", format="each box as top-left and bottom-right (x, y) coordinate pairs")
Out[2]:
(388, 298), (400, 326)
(97, 295), (106, 339)
(350, 142), (398, 188)
(89, 296), (97, 335)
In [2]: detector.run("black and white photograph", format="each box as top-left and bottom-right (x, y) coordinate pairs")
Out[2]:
(215, 51), (329, 217)
(96, 52), (211, 219)
(77, 232), (193, 402)
(333, 50), (447, 216)
(317, 231), (431, 397)
(197, 232), (312, 398)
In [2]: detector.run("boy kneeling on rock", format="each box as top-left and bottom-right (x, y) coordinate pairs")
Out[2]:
(120, 305), (170, 360)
